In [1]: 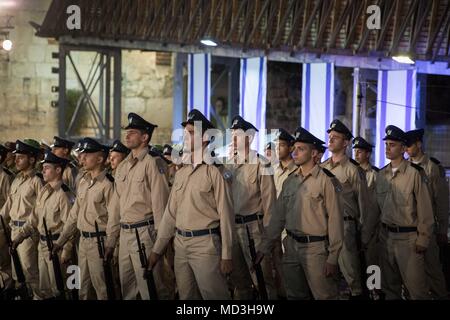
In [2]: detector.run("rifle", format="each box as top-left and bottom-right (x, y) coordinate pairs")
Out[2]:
(246, 225), (268, 300)
(355, 223), (369, 299)
(0, 216), (31, 300)
(42, 217), (65, 299)
(135, 228), (158, 300)
(94, 221), (116, 300)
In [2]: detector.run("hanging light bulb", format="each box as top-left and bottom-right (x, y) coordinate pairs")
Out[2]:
(2, 39), (12, 51)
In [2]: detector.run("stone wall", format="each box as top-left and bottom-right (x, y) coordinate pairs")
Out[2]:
(0, 0), (174, 146)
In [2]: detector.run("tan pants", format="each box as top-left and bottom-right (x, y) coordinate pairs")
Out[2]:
(338, 220), (362, 295)
(282, 236), (338, 300)
(380, 228), (430, 300)
(11, 227), (40, 299)
(425, 235), (448, 299)
(38, 241), (64, 299)
(78, 236), (108, 300)
(230, 219), (277, 300)
(118, 225), (173, 300)
(174, 233), (230, 300)
(365, 225), (381, 268)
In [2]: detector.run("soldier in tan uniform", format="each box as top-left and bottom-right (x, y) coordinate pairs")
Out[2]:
(272, 129), (297, 299)
(352, 137), (383, 299)
(51, 136), (78, 192)
(163, 144), (178, 188)
(12, 151), (74, 299)
(256, 127), (344, 300)
(321, 119), (371, 299)
(226, 115), (277, 300)
(52, 138), (114, 300)
(149, 109), (234, 300)
(73, 139), (87, 190)
(314, 145), (326, 165)
(109, 140), (130, 176)
(0, 139), (44, 299)
(406, 128), (449, 299)
(105, 113), (172, 300)
(375, 125), (434, 299)
(0, 144), (14, 282)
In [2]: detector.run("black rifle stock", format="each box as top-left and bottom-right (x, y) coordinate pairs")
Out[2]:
(135, 227), (158, 300)
(246, 225), (268, 300)
(94, 221), (116, 300)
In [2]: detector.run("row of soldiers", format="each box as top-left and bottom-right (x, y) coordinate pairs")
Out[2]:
(0, 109), (448, 300)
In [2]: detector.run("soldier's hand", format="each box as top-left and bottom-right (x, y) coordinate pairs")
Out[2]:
(415, 244), (427, 254)
(220, 259), (232, 276)
(104, 246), (115, 262)
(323, 262), (338, 277)
(148, 251), (161, 271)
(10, 238), (21, 252)
(252, 251), (265, 271)
(61, 251), (72, 265)
(51, 242), (63, 256)
(436, 233), (448, 245)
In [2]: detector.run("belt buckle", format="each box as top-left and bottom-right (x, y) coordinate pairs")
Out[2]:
(306, 235), (310, 243)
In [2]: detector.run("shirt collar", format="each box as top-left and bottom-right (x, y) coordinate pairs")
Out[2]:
(128, 146), (149, 163)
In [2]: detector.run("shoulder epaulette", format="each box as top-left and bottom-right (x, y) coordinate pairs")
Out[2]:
(148, 149), (159, 158)
(106, 173), (115, 183)
(36, 172), (44, 180)
(371, 165), (380, 172)
(410, 162), (423, 171)
(61, 183), (70, 192)
(2, 167), (13, 176)
(321, 168), (342, 192)
(429, 157), (441, 165)
(349, 158), (360, 166)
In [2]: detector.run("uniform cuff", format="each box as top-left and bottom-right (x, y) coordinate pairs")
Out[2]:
(416, 234), (430, 248)
(326, 253), (339, 265)
(221, 245), (232, 260)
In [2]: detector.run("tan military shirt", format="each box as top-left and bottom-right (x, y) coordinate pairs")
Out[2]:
(226, 150), (276, 227)
(262, 165), (344, 265)
(153, 163), (234, 260)
(376, 159), (434, 247)
(57, 169), (114, 245)
(0, 166), (14, 210)
(106, 147), (169, 248)
(321, 155), (370, 221)
(0, 169), (43, 223)
(18, 181), (74, 254)
(274, 160), (297, 198)
(410, 154), (449, 235)
(62, 162), (78, 192)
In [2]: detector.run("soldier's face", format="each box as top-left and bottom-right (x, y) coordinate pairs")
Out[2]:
(276, 140), (292, 161)
(354, 148), (371, 164)
(42, 163), (61, 182)
(52, 147), (69, 158)
(292, 142), (316, 166)
(231, 130), (252, 152)
(328, 131), (348, 153)
(6, 151), (14, 165)
(406, 141), (421, 158)
(314, 152), (324, 164)
(385, 140), (406, 160)
(83, 152), (104, 171)
(78, 152), (86, 166)
(15, 154), (34, 171)
(109, 151), (126, 170)
(125, 129), (149, 149)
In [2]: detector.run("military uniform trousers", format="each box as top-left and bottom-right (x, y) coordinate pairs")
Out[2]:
(173, 232), (230, 300)
(11, 226), (41, 299)
(118, 224), (173, 300)
(78, 235), (108, 300)
(338, 219), (363, 295)
(230, 216), (277, 300)
(38, 241), (65, 299)
(282, 235), (338, 300)
(379, 227), (430, 300)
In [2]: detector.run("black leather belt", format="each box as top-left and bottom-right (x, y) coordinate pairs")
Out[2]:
(287, 230), (328, 243)
(235, 213), (263, 224)
(12, 220), (26, 227)
(81, 231), (106, 238)
(382, 223), (417, 233)
(343, 216), (356, 222)
(40, 233), (60, 242)
(120, 218), (154, 230)
(176, 227), (220, 238)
